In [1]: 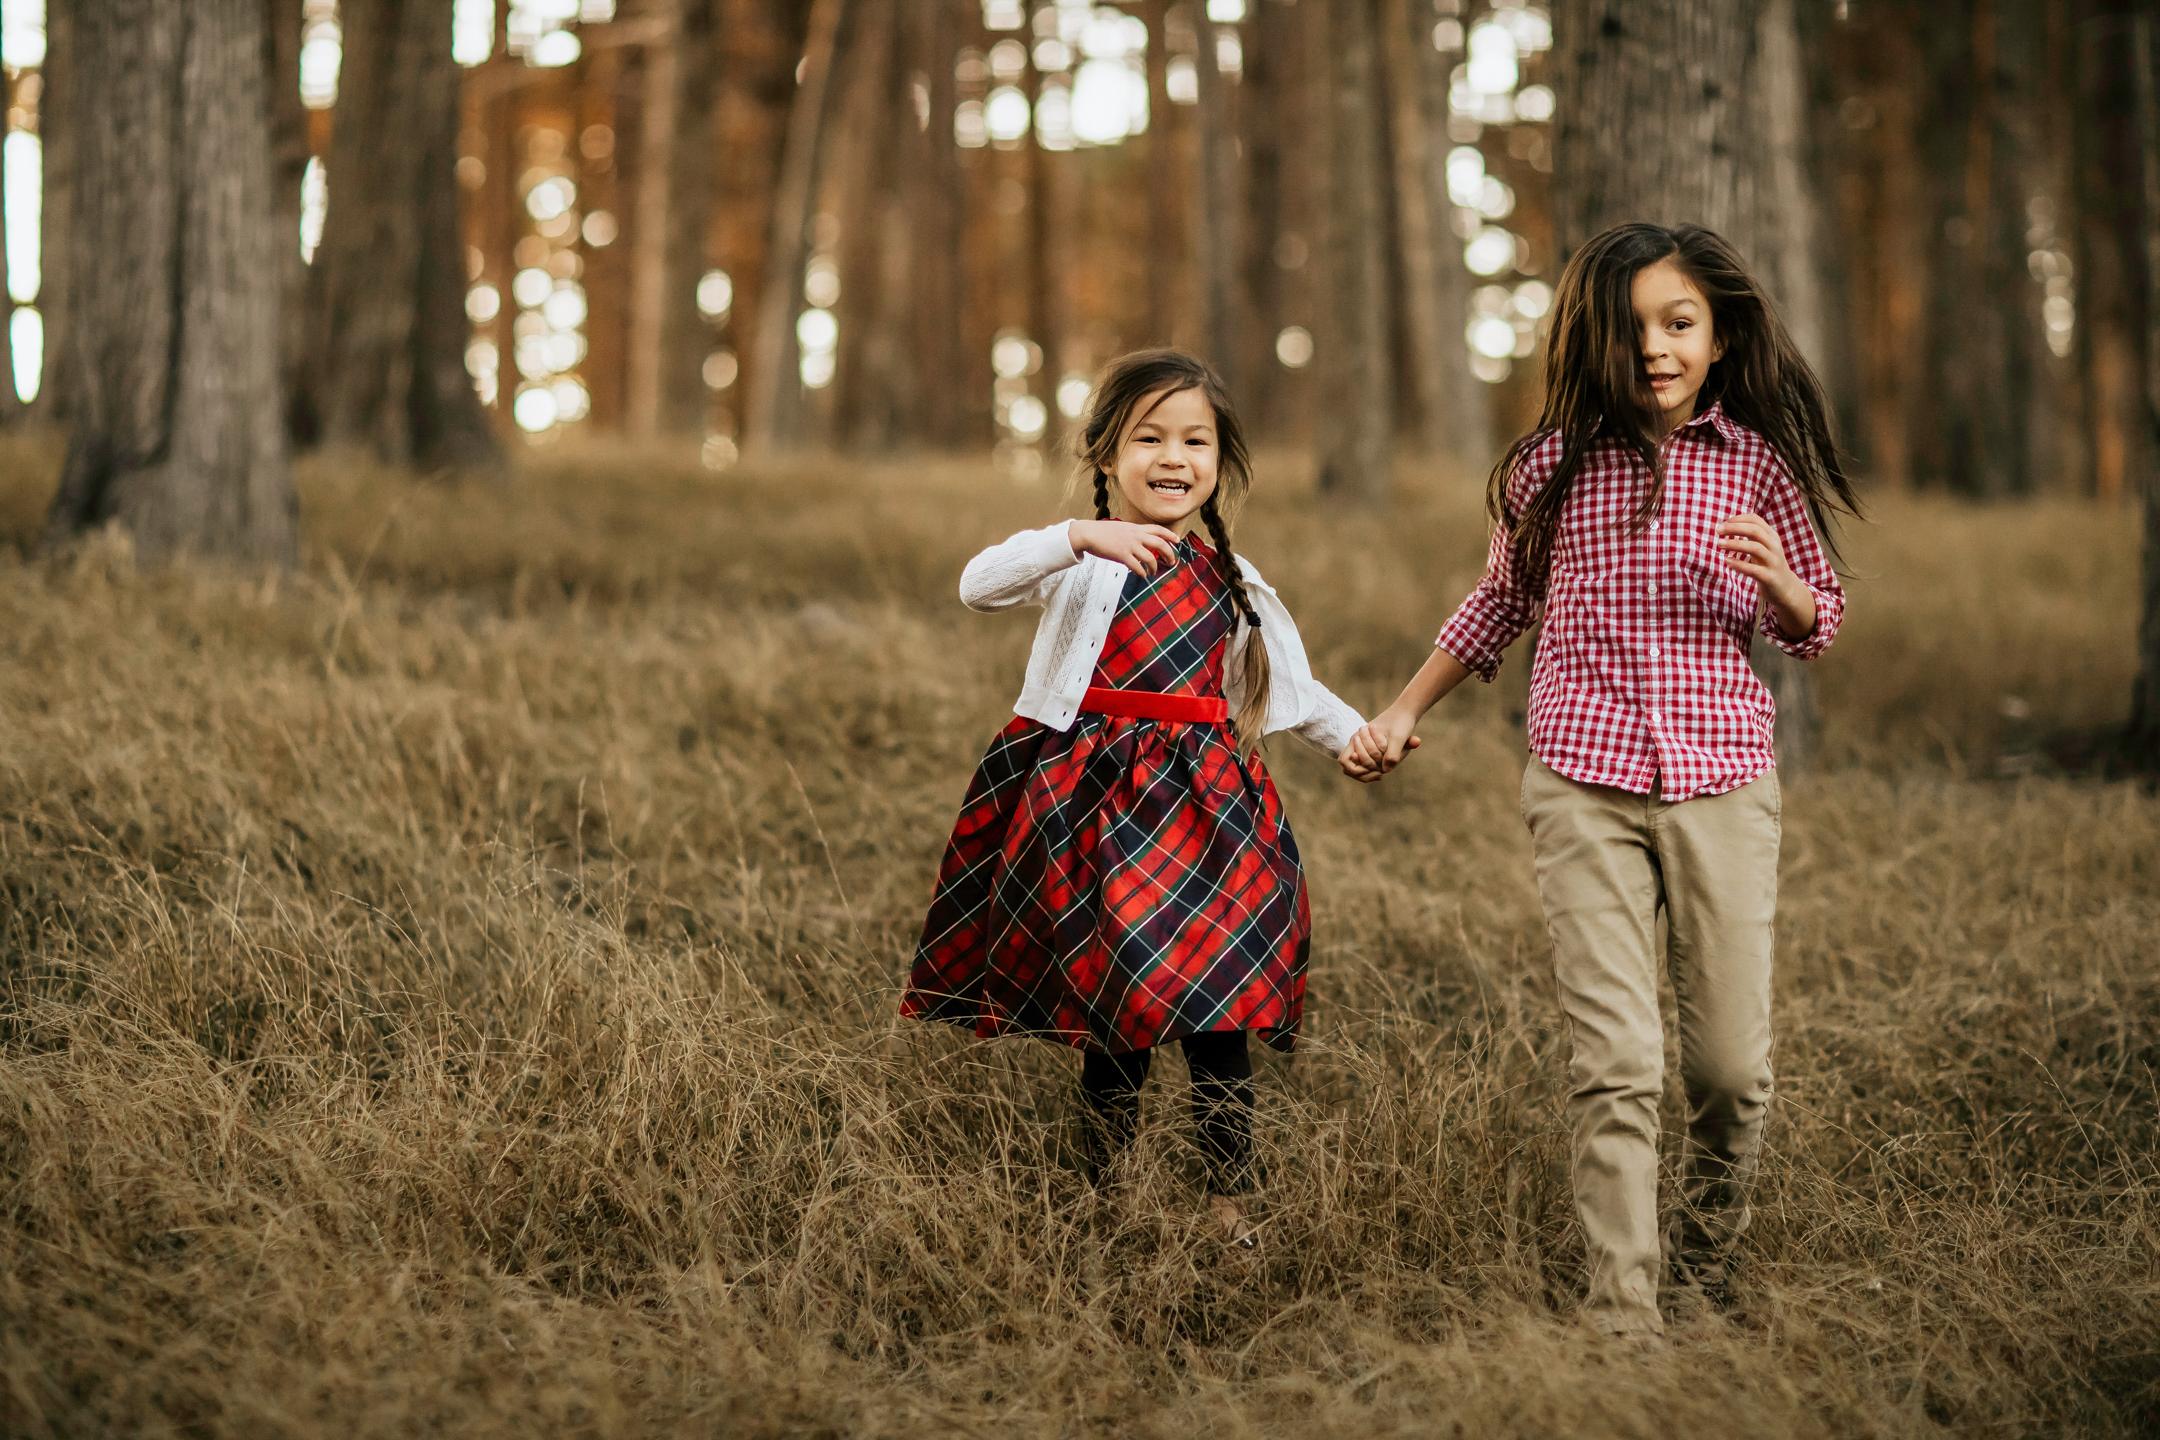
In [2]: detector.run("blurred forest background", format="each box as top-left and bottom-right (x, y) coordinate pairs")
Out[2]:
(6, 0), (2154, 754)
(1, 0), (2157, 503)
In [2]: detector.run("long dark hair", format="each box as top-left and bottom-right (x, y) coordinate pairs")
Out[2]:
(1074, 348), (1271, 751)
(1491, 222), (1863, 595)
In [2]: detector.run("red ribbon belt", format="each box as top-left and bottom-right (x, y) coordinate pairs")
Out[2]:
(1079, 686), (1228, 724)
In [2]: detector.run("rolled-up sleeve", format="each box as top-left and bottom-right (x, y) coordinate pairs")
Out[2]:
(1435, 448), (1547, 682)
(1755, 460), (1844, 660)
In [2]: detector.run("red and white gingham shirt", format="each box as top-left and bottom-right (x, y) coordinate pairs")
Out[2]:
(1435, 403), (1844, 801)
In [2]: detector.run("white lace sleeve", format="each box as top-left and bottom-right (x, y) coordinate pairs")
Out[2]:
(958, 522), (1082, 613)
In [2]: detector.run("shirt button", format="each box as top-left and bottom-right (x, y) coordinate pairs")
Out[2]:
(1649, 645), (1660, 659)
(1649, 709), (1661, 723)
(1646, 583), (1657, 596)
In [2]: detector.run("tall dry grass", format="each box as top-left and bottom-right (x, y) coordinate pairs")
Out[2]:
(0, 434), (2154, 1438)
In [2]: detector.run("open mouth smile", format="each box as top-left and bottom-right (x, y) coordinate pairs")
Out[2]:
(1147, 479), (1192, 497)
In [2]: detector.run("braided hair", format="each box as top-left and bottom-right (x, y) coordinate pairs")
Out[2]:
(1073, 349), (1272, 752)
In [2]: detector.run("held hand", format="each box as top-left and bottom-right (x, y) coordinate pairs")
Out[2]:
(1716, 512), (1816, 640)
(1338, 711), (1422, 783)
(1070, 518), (1181, 578)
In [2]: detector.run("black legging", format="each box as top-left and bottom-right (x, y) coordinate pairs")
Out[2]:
(1080, 1030), (1253, 1194)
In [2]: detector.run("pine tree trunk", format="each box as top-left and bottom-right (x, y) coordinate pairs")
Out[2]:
(1237, 0), (1296, 435)
(2126, 11), (2160, 766)
(1191, 12), (1242, 390)
(1406, 0), (1493, 471)
(627, 0), (723, 439)
(900, 0), (964, 447)
(1144, 0), (1181, 345)
(42, 0), (295, 564)
(1311, 0), (1394, 504)
(1379, 0), (1469, 461)
(265, 0), (312, 444)
(742, 0), (845, 456)
(308, 0), (501, 472)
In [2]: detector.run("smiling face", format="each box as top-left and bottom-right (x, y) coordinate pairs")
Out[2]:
(1631, 258), (1725, 431)
(1107, 385), (1220, 529)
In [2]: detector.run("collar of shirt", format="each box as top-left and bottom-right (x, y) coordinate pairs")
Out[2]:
(1672, 400), (1746, 448)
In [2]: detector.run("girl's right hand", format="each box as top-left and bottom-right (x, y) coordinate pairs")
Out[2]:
(1070, 519), (1182, 577)
(1340, 711), (1422, 782)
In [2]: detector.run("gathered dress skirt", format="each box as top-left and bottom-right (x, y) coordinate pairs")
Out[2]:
(902, 538), (1310, 1055)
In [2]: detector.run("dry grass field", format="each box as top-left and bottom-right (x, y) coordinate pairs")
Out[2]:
(0, 433), (2154, 1438)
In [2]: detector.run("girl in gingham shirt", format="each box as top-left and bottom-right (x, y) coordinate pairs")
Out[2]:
(1346, 223), (1862, 1340)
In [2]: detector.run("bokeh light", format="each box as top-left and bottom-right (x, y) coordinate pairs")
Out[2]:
(465, 283), (501, 324)
(1008, 394), (1048, 440)
(513, 385), (558, 432)
(986, 86), (1031, 144)
(526, 176), (576, 221)
(696, 269), (734, 319)
(1056, 373), (1092, 419)
(1275, 325), (1313, 369)
(512, 268), (553, 308)
(796, 308), (838, 354)
(299, 1), (340, 109)
(4, 129), (37, 300)
(299, 156), (326, 263)
(452, 0), (494, 65)
(9, 305), (37, 403)
(703, 350), (739, 390)
(2, 0), (44, 70)
(1465, 226), (1516, 277)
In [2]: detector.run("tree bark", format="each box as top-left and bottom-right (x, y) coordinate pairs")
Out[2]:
(1143, 0), (1182, 346)
(307, 0), (501, 472)
(42, 0), (295, 564)
(1311, 0), (1394, 503)
(742, 0), (846, 456)
(265, 0), (312, 444)
(811, 0), (893, 448)
(627, 0), (722, 439)
(900, 0), (964, 447)
(1552, 0), (1828, 769)
(659, 0), (722, 439)
(1191, 11), (1242, 390)
(2126, 11), (2160, 765)
(1380, 0), (1489, 466)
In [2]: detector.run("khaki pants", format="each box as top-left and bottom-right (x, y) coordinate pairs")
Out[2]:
(1519, 757), (1780, 1337)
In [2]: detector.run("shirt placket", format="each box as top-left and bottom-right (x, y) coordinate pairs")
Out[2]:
(1639, 440), (1676, 792)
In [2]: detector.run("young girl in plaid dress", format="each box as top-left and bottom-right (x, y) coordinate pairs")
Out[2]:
(903, 349), (1363, 1249)
(1347, 224), (1863, 1338)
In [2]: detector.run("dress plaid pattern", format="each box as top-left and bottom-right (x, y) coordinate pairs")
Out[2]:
(902, 537), (1309, 1055)
(1435, 403), (1845, 800)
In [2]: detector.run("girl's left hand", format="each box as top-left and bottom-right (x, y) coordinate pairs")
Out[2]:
(1717, 512), (1817, 640)
(1715, 513), (1795, 590)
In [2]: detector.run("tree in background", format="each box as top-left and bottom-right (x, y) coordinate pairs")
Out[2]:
(306, 0), (502, 472)
(1552, 0), (1828, 767)
(42, 0), (295, 565)
(2128, 7), (2160, 769)
(1311, 0), (1395, 504)
(625, 0), (723, 439)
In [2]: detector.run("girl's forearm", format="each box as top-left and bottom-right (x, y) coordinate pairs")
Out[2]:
(1767, 581), (1817, 642)
(1382, 646), (1473, 724)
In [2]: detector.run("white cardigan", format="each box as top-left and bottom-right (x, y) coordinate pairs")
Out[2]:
(959, 521), (1364, 758)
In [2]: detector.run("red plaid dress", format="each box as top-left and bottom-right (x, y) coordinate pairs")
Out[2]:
(902, 537), (1310, 1055)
